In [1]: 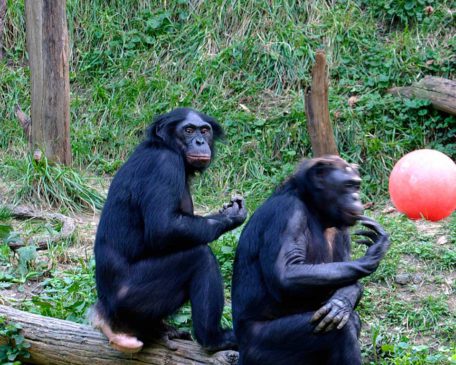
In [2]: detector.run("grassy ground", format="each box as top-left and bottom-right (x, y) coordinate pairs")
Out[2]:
(0, 0), (455, 364)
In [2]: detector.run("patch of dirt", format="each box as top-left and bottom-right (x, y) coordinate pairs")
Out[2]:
(414, 219), (446, 237)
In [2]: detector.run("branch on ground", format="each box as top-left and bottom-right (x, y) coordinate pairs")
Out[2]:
(5, 204), (76, 251)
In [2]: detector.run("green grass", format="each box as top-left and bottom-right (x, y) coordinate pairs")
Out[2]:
(1, 0), (455, 364)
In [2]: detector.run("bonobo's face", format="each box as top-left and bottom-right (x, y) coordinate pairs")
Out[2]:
(325, 166), (363, 227)
(175, 112), (214, 170)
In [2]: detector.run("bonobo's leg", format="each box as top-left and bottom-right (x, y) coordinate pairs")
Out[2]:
(189, 245), (236, 351)
(95, 249), (201, 351)
(238, 312), (361, 365)
(327, 313), (361, 365)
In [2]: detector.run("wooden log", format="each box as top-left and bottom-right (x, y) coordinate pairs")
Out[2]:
(0, 305), (238, 365)
(389, 76), (456, 116)
(25, 0), (72, 165)
(304, 50), (339, 157)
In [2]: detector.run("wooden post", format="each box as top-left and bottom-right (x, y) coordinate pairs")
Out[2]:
(0, 305), (238, 365)
(0, 0), (6, 59)
(304, 50), (339, 157)
(25, 0), (72, 165)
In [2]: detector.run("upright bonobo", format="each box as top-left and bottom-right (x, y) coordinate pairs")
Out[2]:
(93, 108), (247, 353)
(232, 155), (390, 365)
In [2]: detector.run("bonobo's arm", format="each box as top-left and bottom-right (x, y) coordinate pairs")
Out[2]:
(141, 154), (246, 252)
(268, 211), (389, 293)
(310, 282), (363, 332)
(311, 230), (364, 332)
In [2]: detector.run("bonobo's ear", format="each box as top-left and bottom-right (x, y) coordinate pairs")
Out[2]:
(147, 115), (175, 142)
(209, 120), (225, 140)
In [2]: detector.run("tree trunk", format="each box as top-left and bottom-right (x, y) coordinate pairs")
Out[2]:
(0, 305), (238, 365)
(389, 76), (456, 116)
(304, 50), (339, 157)
(25, 0), (72, 165)
(0, 0), (6, 59)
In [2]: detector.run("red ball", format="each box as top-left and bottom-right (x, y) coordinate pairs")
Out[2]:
(389, 149), (456, 221)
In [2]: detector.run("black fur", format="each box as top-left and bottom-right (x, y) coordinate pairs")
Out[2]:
(232, 155), (389, 365)
(94, 108), (243, 351)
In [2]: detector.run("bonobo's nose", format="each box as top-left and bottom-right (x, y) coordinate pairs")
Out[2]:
(195, 137), (205, 145)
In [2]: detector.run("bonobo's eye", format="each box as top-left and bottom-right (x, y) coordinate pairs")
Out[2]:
(200, 127), (211, 135)
(185, 126), (195, 134)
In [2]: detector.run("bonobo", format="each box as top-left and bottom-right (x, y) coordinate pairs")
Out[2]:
(232, 155), (390, 365)
(93, 108), (247, 353)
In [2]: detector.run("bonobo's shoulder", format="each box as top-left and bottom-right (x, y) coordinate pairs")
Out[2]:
(268, 189), (305, 213)
(245, 191), (304, 231)
(126, 142), (183, 172)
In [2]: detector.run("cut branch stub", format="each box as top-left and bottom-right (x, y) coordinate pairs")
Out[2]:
(304, 50), (339, 157)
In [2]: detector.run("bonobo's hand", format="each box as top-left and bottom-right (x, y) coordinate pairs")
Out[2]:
(311, 296), (352, 333)
(356, 216), (390, 271)
(219, 195), (247, 229)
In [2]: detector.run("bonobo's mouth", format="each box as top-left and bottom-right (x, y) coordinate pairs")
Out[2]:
(345, 208), (364, 223)
(347, 210), (363, 218)
(186, 154), (211, 164)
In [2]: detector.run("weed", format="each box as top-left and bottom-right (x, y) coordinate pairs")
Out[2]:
(1, 155), (105, 213)
(0, 315), (31, 365)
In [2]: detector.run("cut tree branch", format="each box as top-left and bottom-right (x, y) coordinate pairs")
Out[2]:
(0, 305), (238, 365)
(304, 50), (339, 157)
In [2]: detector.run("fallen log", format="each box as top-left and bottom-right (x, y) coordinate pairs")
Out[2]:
(389, 76), (456, 116)
(0, 305), (238, 365)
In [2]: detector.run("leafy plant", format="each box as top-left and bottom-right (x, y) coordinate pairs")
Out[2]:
(0, 316), (31, 365)
(358, 0), (435, 25)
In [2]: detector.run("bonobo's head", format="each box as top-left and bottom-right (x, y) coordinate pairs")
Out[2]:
(149, 108), (224, 172)
(295, 155), (364, 228)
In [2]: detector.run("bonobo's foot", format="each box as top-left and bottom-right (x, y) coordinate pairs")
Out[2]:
(203, 329), (238, 353)
(158, 323), (193, 351)
(90, 306), (143, 353)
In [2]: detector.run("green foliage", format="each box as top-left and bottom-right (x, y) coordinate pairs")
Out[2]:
(1, 154), (105, 213)
(0, 2), (455, 363)
(1, 0), (455, 202)
(379, 341), (456, 365)
(358, 0), (435, 25)
(23, 259), (97, 323)
(0, 316), (31, 365)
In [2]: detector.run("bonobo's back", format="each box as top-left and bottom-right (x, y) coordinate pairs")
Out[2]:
(232, 183), (300, 334)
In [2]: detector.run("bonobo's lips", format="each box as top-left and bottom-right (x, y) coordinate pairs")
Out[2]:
(345, 209), (363, 224)
(186, 154), (211, 164)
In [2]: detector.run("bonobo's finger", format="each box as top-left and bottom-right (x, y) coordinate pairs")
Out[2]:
(336, 313), (350, 330)
(158, 335), (178, 351)
(231, 194), (244, 205)
(311, 304), (331, 322)
(356, 239), (374, 247)
(172, 329), (192, 341)
(354, 230), (377, 240)
(314, 306), (339, 333)
(359, 216), (387, 236)
(323, 313), (343, 332)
